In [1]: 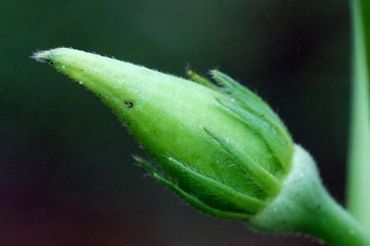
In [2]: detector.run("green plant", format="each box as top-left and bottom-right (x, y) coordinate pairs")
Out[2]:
(33, 1), (370, 245)
(347, 0), (370, 230)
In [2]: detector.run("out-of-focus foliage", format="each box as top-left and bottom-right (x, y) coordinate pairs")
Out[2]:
(346, 0), (370, 229)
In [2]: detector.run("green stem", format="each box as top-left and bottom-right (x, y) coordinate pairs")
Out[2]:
(305, 190), (370, 246)
(251, 145), (370, 246)
(347, 0), (370, 228)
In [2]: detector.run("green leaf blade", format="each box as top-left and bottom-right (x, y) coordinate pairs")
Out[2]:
(346, 0), (370, 229)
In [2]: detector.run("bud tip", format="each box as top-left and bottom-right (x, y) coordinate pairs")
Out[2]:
(31, 49), (53, 63)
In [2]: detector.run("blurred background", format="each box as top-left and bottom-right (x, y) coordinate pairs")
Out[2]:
(1, 0), (350, 245)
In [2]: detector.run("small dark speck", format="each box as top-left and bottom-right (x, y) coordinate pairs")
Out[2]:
(124, 100), (134, 109)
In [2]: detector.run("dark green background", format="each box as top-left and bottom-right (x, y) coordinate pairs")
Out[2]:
(1, 0), (350, 245)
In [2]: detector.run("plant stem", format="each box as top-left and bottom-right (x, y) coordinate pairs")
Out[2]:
(306, 190), (370, 246)
(347, 0), (370, 229)
(251, 146), (370, 245)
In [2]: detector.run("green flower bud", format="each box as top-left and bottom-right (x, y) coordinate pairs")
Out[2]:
(34, 48), (370, 246)
(34, 47), (292, 219)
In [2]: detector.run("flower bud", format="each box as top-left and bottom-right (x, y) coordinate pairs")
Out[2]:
(34, 48), (370, 245)
(33, 48), (293, 220)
